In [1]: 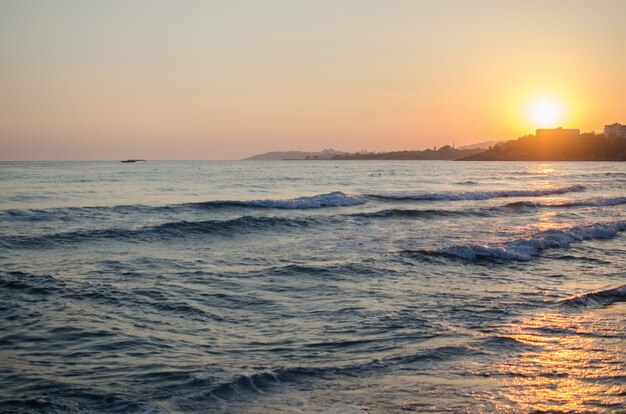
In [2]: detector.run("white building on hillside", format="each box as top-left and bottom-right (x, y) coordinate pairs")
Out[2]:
(604, 123), (626, 138)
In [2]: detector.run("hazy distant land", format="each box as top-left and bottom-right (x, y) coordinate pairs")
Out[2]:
(245, 141), (498, 161)
(245, 148), (344, 160)
(245, 134), (626, 161)
(329, 145), (484, 160)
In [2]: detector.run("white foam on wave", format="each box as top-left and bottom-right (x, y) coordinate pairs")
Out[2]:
(371, 185), (585, 201)
(432, 220), (626, 261)
(243, 191), (365, 209)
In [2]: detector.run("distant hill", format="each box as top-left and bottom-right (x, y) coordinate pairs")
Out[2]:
(244, 148), (343, 160)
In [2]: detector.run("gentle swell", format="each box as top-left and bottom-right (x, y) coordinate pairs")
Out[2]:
(407, 220), (626, 262)
(207, 344), (479, 401)
(559, 284), (626, 308)
(1, 216), (319, 249)
(368, 185), (585, 201)
(190, 191), (364, 209)
(504, 196), (626, 208)
(5, 188), (608, 223)
(0, 192), (364, 222)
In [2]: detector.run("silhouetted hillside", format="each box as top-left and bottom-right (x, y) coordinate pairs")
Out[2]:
(461, 133), (626, 161)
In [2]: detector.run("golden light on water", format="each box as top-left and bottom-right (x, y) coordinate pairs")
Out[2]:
(527, 164), (556, 174)
(493, 307), (626, 413)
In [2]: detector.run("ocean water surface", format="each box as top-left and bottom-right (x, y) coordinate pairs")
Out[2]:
(1, 160), (625, 413)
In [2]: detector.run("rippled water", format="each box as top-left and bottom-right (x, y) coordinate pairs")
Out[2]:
(1, 161), (624, 413)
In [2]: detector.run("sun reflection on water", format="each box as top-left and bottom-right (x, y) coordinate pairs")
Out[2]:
(518, 212), (567, 234)
(492, 306), (626, 413)
(527, 164), (557, 175)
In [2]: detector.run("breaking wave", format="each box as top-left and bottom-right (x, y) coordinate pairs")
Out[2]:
(559, 284), (626, 308)
(367, 185), (585, 201)
(406, 220), (626, 262)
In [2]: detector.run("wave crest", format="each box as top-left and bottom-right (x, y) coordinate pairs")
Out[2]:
(504, 196), (626, 209)
(1, 216), (318, 249)
(350, 208), (485, 219)
(191, 191), (364, 209)
(367, 185), (585, 201)
(560, 284), (626, 307)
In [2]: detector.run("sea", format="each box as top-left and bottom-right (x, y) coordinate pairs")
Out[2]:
(0, 160), (625, 413)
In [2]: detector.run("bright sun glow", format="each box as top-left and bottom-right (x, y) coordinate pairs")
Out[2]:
(529, 98), (563, 128)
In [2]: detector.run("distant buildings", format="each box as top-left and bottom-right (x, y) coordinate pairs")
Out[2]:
(533, 124), (626, 140)
(604, 123), (626, 138)
(535, 127), (580, 139)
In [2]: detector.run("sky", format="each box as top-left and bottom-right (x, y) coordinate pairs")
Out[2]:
(1, 0), (625, 160)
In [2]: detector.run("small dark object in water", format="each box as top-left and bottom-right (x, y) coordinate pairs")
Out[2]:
(121, 159), (145, 163)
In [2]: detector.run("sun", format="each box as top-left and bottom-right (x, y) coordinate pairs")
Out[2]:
(529, 98), (563, 128)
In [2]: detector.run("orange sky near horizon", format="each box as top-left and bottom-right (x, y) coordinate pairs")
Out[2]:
(1, 0), (625, 160)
